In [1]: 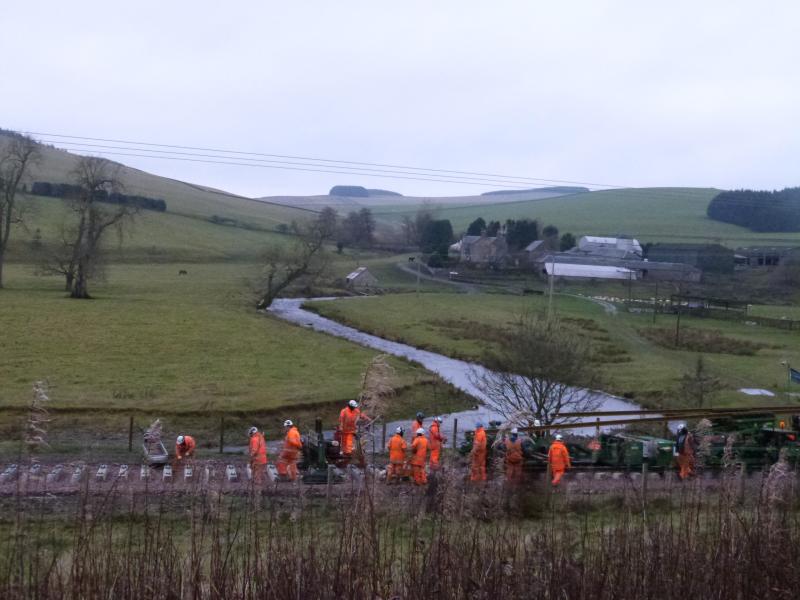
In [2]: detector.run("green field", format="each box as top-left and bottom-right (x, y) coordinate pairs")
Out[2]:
(0, 263), (451, 414)
(307, 292), (800, 407)
(370, 187), (800, 247)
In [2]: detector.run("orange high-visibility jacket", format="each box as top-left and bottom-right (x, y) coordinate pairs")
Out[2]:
(339, 407), (364, 434)
(472, 427), (487, 454)
(249, 432), (267, 465)
(505, 439), (523, 464)
(410, 435), (428, 466)
(283, 426), (302, 453)
(388, 434), (408, 463)
(410, 419), (424, 437)
(176, 435), (196, 459)
(430, 422), (445, 450)
(548, 440), (571, 470)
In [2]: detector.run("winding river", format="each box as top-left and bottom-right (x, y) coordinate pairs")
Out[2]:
(269, 297), (650, 442)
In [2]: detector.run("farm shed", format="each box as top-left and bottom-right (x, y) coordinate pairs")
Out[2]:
(345, 267), (378, 289)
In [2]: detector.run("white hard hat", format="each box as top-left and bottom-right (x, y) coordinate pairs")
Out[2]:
(434, 416), (443, 423)
(248, 427), (258, 436)
(678, 423), (687, 431)
(284, 419), (293, 427)
(555, 434), (563, 441)
(176, 435), (185, 445)
(416, 428), (425, 436)
(349, 400), (358, 408)
(533, 419), (542, 427)
(395, 426), (403, 435)
(510, 428), (518, 435)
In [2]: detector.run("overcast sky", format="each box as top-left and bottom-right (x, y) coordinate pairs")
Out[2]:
(2, 1), (799, 197)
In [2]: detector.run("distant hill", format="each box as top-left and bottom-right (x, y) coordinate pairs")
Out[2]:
(367, 188), (403, 197)
(1, 132), (311, 262)
(260, 187), (574, 210)
(371, 187), (800, 247)
(329, 185), (403, 197)
(482, 186), (589, 196)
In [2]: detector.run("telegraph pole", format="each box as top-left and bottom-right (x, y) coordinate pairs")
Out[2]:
(547, 259), (555, 318)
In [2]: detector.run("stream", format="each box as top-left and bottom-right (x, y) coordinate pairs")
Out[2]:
(268, 297), (660, 443)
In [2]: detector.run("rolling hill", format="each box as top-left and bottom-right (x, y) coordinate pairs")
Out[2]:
(2, 133), (313, 261)
(258, 187), (576, 210)
(371, 187), (800, 247)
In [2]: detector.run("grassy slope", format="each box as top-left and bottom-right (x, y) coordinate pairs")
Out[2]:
(7, 195), (294, 262)
(307, 292), (800, 407)
(2, 134), (312, 230)
(371, 187), (800, 247)
(0, 263), (439, 412)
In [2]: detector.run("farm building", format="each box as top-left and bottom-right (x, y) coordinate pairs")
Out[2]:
(539, 254), (701, 282)
(523, 240), (548, 263)
(543, 262), (638, 280)
(450, 234), (509, 266)
(345, 267), (378, 289)
(734, 246), (797, 268)
(574, 236), (643, 259)
(647, 243), (734, 273)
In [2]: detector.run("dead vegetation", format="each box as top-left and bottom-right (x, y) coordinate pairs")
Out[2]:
(638, 326), (767, 355)
(1, 471), (799, 598)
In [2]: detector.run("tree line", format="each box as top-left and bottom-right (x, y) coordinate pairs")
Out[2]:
(707, 188), (800, 232)
(31, 181), (167, 212)
(465, 216), (576, 252)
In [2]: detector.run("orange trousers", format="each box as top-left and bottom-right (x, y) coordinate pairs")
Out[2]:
(470, 452), (486, 482)
(677, 454), (694, 480)
(505, 461), (522, 484)
(341, 432), (355, 454)
(251, 462), (265, 484)
(551, 467), (565, 486)
(429, 447), (441, 469)
(386, 462), (406, 483)
(277, 451), (299, 481)
(411, 463), (427, 485)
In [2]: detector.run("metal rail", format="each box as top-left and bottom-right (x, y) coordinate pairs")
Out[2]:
(513, 405), (800, 434)
(556, 404), (800, 418)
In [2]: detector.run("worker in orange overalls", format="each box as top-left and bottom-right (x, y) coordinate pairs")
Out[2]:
(277, 419), (303, 481)
(548, 434), (571, 486)
(175, 435), (196, 464)
(386, 426), (408, 484)
(504, 428), (523, 485)
(248, 426), (268, 483)
(410, 428), (428, 485)
(339, 400), (368, 456)
(429, 416), (447, 470)
(410, 412), (424, 441)
(470, 422), (487, 482)
(675, 423), (695, 480)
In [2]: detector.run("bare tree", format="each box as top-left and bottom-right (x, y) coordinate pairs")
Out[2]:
(680, 354), (722, 408)
(471, 312), (601, 428)
(255, 220), (331, 309)
(0, 133), (39, 288)
(56, 157), (136, 298)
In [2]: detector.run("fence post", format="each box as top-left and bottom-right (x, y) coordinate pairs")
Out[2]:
(128, 416), (134, 452)
(381, 422), (386, 451)
(452, 418), (458, 450)
(641, 461), (648, 500)
(219, 416), (224, 454)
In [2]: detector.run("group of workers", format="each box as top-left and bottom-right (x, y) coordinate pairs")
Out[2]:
(171, 399), (576, 486)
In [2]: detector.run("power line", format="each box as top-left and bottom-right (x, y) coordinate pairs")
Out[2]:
(37, 139), (577, 189)
(27, 130), (625, 189)
(41, 146), (543, 189)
